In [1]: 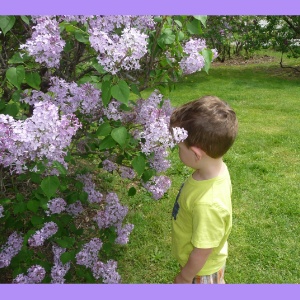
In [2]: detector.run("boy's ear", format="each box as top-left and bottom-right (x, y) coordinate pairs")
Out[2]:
(190, 146), (204, 161)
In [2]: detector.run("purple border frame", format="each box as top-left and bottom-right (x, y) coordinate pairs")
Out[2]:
(1, 1), (300, 299)
(0, 0), (300, 15)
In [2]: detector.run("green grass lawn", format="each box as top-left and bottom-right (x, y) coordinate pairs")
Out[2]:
(113, 53), (300, 283)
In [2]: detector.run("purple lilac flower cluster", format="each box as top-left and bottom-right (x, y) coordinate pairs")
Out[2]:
(115, 224), (135, 245)
(13, 265), (46, 284)
(22, 77), (102, 116)
(93, 193), (134, 245)
(76, 174), (103, 204)
(65, 201), (84, 216)
(20, 16), (65, 68)
(0, 232), (23, 268)
(92, 260), (121, 283)
(75, 237), (121, 283)
(143, 175), (172, 200)
(28, 222), (58, 247)
(76, 238), (103, 268)
(94, 193), (128, 229)
(134, 91), (188, 174)
(46, 198), (67, 216)
(179, 38), (207, 75)
(51, 244), (71, 283)
(171, 127), (189, 145)
(89, 27), (148, 75)
(0, 101), (81, 174)
(102, 159), (118, 172)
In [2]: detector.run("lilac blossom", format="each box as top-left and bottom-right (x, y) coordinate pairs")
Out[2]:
(143, 175), (172, 200)
(94, 193), (128, 229)
(102, 99), (124, 121)
(46, 198), (67, 215)
(76, 174), (103, 204)
(0, 101), (81, 174)
(13, 265), (46, 284)
(0, 232), (23, 268)
(102, 159), (118, 172)
(88, 16), (154, 35)
(179, 52), (205, 75)
(89, 27), (148, 75)
(115, 224), (134, 245)
(65, 201), (84, 216)
(22, 77), (102, 116)
(28, 221), (58, 247)
(172, 127), (189, 145)
(92, 260), (121, 283)
(20, 16), (65, 68)
(76, 238), (103, 268)
(179, 38), (217, 75)
(119, 166), (136, 179)
(0, 205), (4, 218)
(148, 146), (171, 173)
(51, 244), (70, 284)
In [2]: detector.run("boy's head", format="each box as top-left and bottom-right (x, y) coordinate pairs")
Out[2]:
(170, 96), (238, 158)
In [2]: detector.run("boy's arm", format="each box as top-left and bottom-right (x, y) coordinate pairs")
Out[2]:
(174, 247), (213, 284)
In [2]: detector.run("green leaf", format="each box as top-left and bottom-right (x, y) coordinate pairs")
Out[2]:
(92, 58), (106, 74)
(13, 202), (27, 214)
(27, 200), (40, 213)
(16, 193), (25, 201)
(60, 251), (76, 264)
(96, 122), (112, 137)
(142, 169), (156, 182)
(25, 72), (41, 90)
(130, 84), (141, 97)
(132, 155), (146, 176)
(187, 19), (203, 35)
(52, 161), (68, 175)
(6, 66), (25, 89)
(55, 237), (75, 248)
(12, 91), (21, 102)
(202, 49), (213, 74)
(193, 15), (207, 27)
(101, 80), (111, 107)
(128, 186), (137, 197)
(40, 176), (60, 199)
(111, 80), (130, 104)
(30, 172), (42, 184)
(174, 20), (182, 27)
(0, 16), (16, 35)
(98, 135), (116, 150)
(8, 52), (24, 64)
(178, 31), (185, 41)
(111, 127), (128, 147)
(0, 101), (5, 111)
(74, 31), (89, 43)
(31, 215), (44, 226)
(3, 103), (19, 117)
(21, 16), (30, 25)
(0, 198), (11, 205)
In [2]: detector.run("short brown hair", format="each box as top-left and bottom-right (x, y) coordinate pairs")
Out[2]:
(170, 95), (238, 158)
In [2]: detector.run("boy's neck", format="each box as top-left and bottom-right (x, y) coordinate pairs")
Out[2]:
(192, 157), (225, 181)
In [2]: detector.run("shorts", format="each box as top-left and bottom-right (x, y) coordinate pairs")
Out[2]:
(192, 265), (226, 284)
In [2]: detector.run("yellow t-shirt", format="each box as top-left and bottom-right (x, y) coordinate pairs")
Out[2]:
(171, 165), (232, 276)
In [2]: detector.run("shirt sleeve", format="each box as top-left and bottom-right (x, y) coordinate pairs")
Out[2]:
(191, 201), (228, 249)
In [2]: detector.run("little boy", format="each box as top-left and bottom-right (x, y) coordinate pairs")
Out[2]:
(170, 95), (238, 284)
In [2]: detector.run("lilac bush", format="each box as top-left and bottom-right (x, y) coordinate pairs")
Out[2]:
(0, 15), (215, 283)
